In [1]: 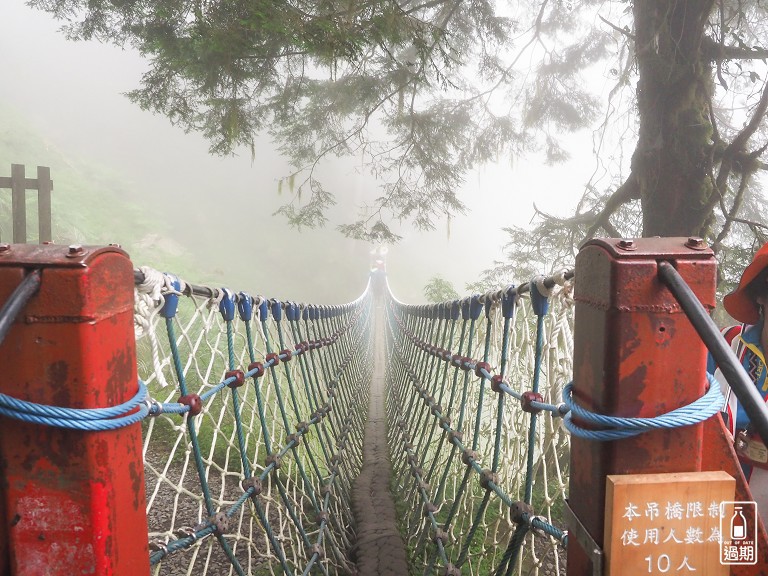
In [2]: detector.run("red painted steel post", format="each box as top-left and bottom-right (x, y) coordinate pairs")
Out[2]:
(566, 237), (716, 575)
(0, 244), (150, 575)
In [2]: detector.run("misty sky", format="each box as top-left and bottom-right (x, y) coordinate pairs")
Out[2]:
(0, 1), (593, 303)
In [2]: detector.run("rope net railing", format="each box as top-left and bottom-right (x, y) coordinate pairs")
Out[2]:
(381, 271), (575, 576)
(3, 238), (757, 575)
(133, 267), (372, 576)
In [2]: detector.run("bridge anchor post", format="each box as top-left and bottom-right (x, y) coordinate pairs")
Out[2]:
(567, 237), (717, 575)
(0, 244), (150, 575)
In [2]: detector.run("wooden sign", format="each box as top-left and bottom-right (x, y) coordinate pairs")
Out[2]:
(605, 471), (736, 575)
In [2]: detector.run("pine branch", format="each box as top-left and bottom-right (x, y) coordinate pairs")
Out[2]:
(712, 170), (751, 253)
(583, 173), (639, 239)
(714, 80), (768, 195)
(403, 0), (451, 15)
(703, 38), (768, 61)
(598, 15), (635, 41)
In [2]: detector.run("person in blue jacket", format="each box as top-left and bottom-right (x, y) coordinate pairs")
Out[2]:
(709, 242), (768, 506)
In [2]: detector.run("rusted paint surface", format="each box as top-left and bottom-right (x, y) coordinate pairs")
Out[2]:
(0, 245), (150, 575)
(567, 238), (717, 576)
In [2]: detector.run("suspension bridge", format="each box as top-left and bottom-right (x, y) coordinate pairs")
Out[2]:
(1, 237), (768, 575)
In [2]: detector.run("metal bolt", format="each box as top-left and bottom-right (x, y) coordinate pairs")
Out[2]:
(617, 239), (637, 251)
(66, 244), (84, 258)
(685, 237), (708, 250)
(0, 243), (10, 254)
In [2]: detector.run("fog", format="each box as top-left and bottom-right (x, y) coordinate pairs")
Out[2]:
(0, 2), (590, 304)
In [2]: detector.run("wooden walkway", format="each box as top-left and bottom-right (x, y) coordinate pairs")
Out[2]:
(350, 304), (410, 575)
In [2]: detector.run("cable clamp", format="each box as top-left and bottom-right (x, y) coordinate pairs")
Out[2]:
(218, 288), (236, 321)
(474, 361), (491, 378)
(510, 501), (534, 523)
(529, 515), (550, 537)
(309, 544), (325, 560)
(174, 526), (198, 541)
(178, 394), (203, 416)
(521, 391), (544, 414)
(247, 361), (265, 378)
(479, 469), (499, 490)
(145, 397), (163, 416)
(461, 449), (479, 466)
(225, 370), (245, 389)
(149, 539), (169, 554)
(286, 433), (302, 447)
(209, 512), (228, 535)
(242, 477), (263, 496)
(265, 453), (282, 470)
(448, 430), (463, 444)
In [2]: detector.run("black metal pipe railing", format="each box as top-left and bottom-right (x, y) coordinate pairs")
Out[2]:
(133, 268), (218, 300)
(658, 260), (768, 446)
(0, 269), (42, 348)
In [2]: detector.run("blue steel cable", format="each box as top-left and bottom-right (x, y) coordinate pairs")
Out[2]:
(252, 340), (321, 557)
(388, 290), (571, 575)
(525, 282), (549, 503)
(220, 292), (253, 481)
(152, 302), (368, 573)
(493, 288), (517, 473)
(501, 280), (550, 574)
(562, 374), (724, 440)
(163, 314), (247, 576)
(0, 380), (147, 430)
(454, 307), (496, 567)
(426, 307), (481, 563)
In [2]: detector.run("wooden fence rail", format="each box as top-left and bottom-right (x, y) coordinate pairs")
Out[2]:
(0, 164), (53, 244)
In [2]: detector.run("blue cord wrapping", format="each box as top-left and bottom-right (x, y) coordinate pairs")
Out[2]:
(0, 381), (149, 430)
(562, 373), (724, 440)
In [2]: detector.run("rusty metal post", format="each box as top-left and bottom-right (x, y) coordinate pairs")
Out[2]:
(0, 244), (150, 575)
(566, 237), (716, 575)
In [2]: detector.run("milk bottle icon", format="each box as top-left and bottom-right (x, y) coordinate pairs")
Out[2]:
(731, 506), (748, 540)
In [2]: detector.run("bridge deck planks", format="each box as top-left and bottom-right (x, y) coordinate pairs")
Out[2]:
(350, 303), (410, 575)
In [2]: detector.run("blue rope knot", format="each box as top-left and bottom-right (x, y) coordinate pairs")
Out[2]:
(0, 380), (149, 431)
(562, 373), (724, 441)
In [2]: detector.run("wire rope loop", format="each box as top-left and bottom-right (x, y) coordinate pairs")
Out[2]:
(562, 373), (724, 441)
(0, 380), (149, 431)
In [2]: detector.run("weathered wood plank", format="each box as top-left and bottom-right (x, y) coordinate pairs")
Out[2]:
(11, 164), (26, 243)
(0, 178), (46, 189)
(605, 472), (735, 576)
(37, 166), (53, 243)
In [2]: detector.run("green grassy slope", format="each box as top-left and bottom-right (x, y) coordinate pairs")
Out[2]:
(0, 104), (202, 280)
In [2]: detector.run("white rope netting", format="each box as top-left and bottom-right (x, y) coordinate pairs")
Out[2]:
(134, 268), (371, 576)
(385, 275), (574, 576)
